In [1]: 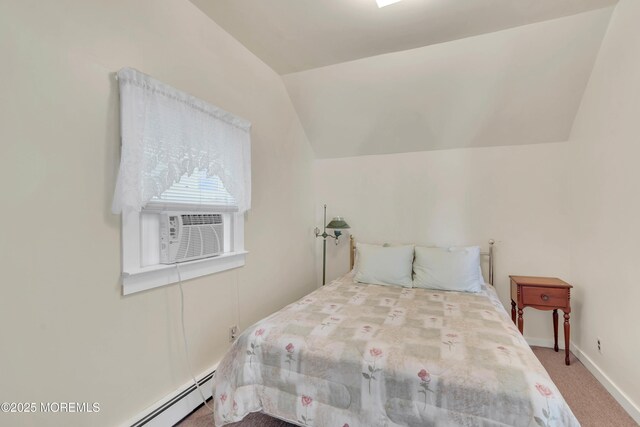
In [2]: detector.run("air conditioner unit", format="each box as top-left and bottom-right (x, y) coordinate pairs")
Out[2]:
(160, 213), (224, 264)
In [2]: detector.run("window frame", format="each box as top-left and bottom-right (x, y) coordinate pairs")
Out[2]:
(120, 209), (246, 296)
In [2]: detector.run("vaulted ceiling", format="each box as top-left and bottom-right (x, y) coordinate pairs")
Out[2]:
(191, 0), (615, 75)
(283, 8), (613, 158)
(192, 1), (616, 158)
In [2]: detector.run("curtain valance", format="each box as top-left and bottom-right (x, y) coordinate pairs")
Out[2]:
(111, 68), (251, 214)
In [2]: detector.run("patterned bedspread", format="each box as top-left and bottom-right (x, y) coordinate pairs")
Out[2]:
(212, 273), (579, 427)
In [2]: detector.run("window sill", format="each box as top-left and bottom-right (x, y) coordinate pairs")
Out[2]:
(122, 251), (248, 296)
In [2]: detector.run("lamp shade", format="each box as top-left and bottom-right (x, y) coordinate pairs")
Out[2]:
(326, 216), (350, 229)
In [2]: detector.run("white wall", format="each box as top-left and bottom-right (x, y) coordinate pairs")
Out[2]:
(315, 142), (571, 342)
(0, 1), (316, 426)
(568, 0), (640, 417)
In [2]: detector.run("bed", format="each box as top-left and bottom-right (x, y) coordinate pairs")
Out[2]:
(212, 239), (579, 426)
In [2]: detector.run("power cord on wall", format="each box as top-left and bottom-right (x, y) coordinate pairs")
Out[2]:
(176, 264), (215, 414)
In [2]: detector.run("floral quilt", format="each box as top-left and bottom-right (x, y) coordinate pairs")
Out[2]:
(212, 273), (579, 427)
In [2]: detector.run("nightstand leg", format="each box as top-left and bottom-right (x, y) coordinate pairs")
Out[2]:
(511, 301), (516, 324)
(564, 312), (571, 365)
(553, 309), (559, 352)
(517, 308), (524, 334)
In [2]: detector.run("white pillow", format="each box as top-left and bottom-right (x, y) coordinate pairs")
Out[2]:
(354, 243), (414, 288)
(413, 246), (483, 292)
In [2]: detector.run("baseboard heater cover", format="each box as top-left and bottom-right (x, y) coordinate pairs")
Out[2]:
(129, 370), (215, 427)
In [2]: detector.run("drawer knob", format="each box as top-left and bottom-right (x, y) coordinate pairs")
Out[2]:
(541, 294), (550, 302)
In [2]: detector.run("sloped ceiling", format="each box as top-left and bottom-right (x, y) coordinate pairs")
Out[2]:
(282, 8), (613, 158)
(191, 0), (615, 75)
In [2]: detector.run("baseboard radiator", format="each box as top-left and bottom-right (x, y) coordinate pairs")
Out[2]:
(127, 370), (215, 427)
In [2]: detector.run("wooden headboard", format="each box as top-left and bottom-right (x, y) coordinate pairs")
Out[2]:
(349, 236), (496, 286)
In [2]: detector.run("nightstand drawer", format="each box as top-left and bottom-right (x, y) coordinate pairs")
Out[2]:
(521, 286), (568, 308)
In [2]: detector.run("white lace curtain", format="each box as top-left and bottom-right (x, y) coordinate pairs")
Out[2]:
(111, 68), (251, 214)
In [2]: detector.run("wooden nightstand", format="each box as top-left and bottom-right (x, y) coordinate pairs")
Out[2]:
(510, 275), (573, 365)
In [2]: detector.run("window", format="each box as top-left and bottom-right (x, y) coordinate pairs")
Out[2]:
(113, 68), (251, 295)
(145, 168), (237, 212)
(140, 168), (241, 266)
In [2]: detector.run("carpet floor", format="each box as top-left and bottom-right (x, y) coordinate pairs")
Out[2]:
(178, 346), (637, 426)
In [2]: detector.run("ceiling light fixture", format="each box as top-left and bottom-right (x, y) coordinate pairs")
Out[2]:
(376, 0), (403, 7)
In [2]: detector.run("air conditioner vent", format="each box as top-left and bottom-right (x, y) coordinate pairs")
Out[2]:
(180, 214), (222, 226)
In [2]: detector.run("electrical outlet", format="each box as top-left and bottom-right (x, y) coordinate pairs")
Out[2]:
(229, 325), (239, 342)
(597, 337), (602, 354)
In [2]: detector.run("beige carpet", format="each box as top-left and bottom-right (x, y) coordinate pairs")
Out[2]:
(178, 347), (638, 426)
(530, 347), (637, 427)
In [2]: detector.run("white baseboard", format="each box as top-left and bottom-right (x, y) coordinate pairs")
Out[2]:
(570, 343), (640, 425)
(121, 363), (218, 427)
(525, 337), (640, 425)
